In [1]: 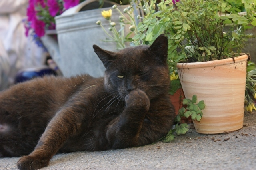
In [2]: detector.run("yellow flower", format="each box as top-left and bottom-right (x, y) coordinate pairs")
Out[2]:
(254, 93), (256, 99)
(246, 103), (256, 112)
(246, 105), (253, 112)
(252, 103), (256, 110)
(101, 9), (112, 20)
(170, 72), (179, 81)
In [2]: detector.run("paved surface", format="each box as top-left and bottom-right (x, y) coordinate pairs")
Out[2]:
(0, 112), (256, 170)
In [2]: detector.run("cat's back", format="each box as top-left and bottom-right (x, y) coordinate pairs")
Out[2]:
(0, 74), (103, 113)
(1, 74), (95, 96)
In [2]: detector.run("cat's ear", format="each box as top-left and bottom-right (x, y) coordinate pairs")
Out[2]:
(148, 34), (168, 64)
(93, 45), (116, 68)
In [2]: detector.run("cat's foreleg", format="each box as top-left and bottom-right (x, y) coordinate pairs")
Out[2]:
(17, 107), (85, 170)
(106, 89), (150, 149)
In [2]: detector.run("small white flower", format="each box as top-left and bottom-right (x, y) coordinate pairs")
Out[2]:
(96, 20), (101, 25)
(110, 22), (116, 27)
(119, 16), (124, 22)
(129, 25), (135, 32)
(123, 8), (128, 13)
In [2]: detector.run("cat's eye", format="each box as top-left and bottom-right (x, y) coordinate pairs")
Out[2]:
(117, 75), (124, 79)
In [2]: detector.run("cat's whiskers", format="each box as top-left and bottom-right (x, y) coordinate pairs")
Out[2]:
(105, 95), (119, 111)
(92, 93), (120, 119)
(92, 93), (113, 114)
(101, 94), (119, 112)
(115, 96), (122, 109)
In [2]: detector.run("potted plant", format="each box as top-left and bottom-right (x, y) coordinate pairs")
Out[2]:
(132, 0), (256, 134)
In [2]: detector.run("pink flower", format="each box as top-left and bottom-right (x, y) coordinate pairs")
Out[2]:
(27, 4), (36, 22)
(24, 24), (30, 37)
(35, 0), (46, 8)
(29, 0), (35, 5)
(47, 0), (60, 16)
(32, 18), (45, 37)
(63, 0), (80, 10)
(172, 0), (180, 4)
(48, 22), (56, 30)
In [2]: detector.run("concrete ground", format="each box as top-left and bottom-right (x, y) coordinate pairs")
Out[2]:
(0, 111), (256, 170)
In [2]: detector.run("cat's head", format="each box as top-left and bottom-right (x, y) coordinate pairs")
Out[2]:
(93, 34), (169, 100)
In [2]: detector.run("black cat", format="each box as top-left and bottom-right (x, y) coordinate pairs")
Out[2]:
(0, 34), (175, 170)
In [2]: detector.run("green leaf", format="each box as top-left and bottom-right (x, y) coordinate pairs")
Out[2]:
(175, 123), (189, 135)
(232, 31), (239, 39)
(182, 23), (191, 31)
(251, 18), (256, 26)
(173, 21), (183, 25)
(184, 111), (192, 118)
(176, 115), (181, 122)
(220, 16), (229, 20)
(180, 123), (188, 128)
(196, 115), (202, 121)
(192, 95), (197, 103)
(191, 111), (197, 120)
(145, 33), (153, 42)
(223, 19), (232, 24)
(208, 46), (216, 51)
(174, 34), (182, 40)
(178, 107), (186, 114)
(174, 26), (182, 30)
(193, 104), (201, 113)
(198, 100), (205, 110)
(181, 12), (188, 17)
(182, 99), (191, 105)
(247, 61), (256, 72)
(189, 104), (194, 111)
(162, 130), (175, 143)
(169, 79), (181, 95)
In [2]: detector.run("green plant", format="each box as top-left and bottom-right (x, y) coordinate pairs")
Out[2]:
(132, 0), (256, 109)
(134, 0), (256, 63)
(162, 95), (205, 142)
(96, 5), (136, 49)
(245, 61), (256, 112)
(224, 0), (245, 13)
(169, 72), (181, 95)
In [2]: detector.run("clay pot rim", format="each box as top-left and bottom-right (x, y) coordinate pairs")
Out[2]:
(176, 54), (248, 69)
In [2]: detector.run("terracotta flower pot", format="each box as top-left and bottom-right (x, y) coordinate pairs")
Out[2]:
(169, 88), (192, 123)
(177, 55), (248, 134)
(170, 88), (184, 115)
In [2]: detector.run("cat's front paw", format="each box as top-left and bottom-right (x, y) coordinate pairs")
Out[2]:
(17, 155), (50, 170)
(125, 89), (150, 111)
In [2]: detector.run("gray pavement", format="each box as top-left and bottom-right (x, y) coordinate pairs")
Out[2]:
(0, 112), (256, 170)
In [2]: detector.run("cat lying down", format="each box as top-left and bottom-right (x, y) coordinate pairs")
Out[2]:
(0, 34), (175, 170)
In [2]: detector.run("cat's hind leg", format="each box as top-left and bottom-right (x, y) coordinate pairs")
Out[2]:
(0, 110), (43, 157)
(0, 123), (24, 157)
(0, 123), (13, 157)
